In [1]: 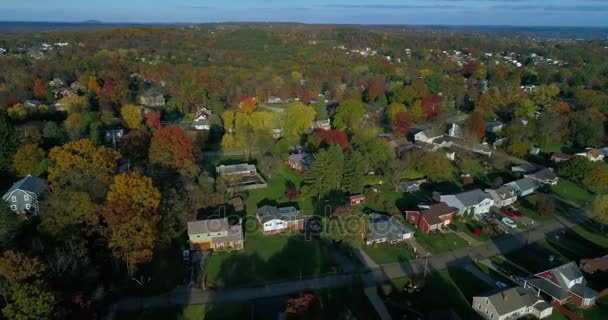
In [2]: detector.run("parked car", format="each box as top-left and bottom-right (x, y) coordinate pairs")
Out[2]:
(501, 217), (517, 229)
(503, 210), (523, 218)
(449, 224), (461, 232)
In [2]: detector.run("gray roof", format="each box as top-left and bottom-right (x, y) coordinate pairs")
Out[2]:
(2, 176), (47, 200)
(526, 168), (558, 182)
(400, 179), (427, 190)
(511, 163), (538, 173)
(256, 205), (304, 223)
(482, 287), (543, 316)
(451, 189), (490, 207)
(187, 218), (230, 235)
(216, 163), (257, 175)
(506, 177), (539, 192)
(526, 278), (570, 301)
(486, 187), (516, 201)
(288, 153), (313, 167)
(211, 224), (244, 245)
(570, 283), (597, 299)
(367, 213), (414, 242)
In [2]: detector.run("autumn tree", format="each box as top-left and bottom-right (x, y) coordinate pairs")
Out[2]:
(283, 102), (316, 141)
(239, 97), (256, 113)
(392, 112), (412, 137)
(464, 111), (486, 140)
(48, 139), (120, 198)
(146, 112), (161, 130)
(0, 251), (45, 282)
(33, 79), (46, 100)
(3, 282), (56, 320)
(101, 172), (161, 274)
(418, 151), (454, 182)
(149, 126), (196, 174)
(39, 191), (97, 237)
(7, 104), (27, 122)
(120, 104), (142, 129)
(87, 76), (101, 95)
(316, 129), (350, 150)
(592, 194), (608, 226)
(120, 129), (151, 166)
(386, 102), (407, 124)
(11, 144), (46, 177)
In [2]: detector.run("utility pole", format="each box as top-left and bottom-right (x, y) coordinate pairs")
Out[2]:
(423, 253), (430, 278)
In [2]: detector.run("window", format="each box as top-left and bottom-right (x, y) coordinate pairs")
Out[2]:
(24, 195), (29, 201)
(477, 304), (481, 310)
(11, 196), (16, 202)
(25, 204), (30, 210)
(490, 313), (493, 319)
(10, 205), (17, 211)
(485, 298), (489, 304)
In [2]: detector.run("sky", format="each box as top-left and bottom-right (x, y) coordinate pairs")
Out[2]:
(2, 0), (608, 27)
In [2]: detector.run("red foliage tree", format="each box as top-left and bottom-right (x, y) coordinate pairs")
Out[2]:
(316, 129), (350, 150)
(5, 95), (18, 108)
(421, 94), (442, 120)
(392, 112), (412, 137)
(33, 78), (46, 99)
(145, 112), (161, 130)
(285, 293), (318, 318)
(285, 185), (298, 201)
(149, 125), (196, 170)
(464, 111), (486, 139)
(238, 97), (256, 113)
(366, 76), (386, 103)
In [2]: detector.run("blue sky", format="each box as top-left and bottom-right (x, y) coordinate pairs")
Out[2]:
(2, 0), (608, 27)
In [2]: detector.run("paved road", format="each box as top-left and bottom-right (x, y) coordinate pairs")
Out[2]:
(115, 216), (572, 313)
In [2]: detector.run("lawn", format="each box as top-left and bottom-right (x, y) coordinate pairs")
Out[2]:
(516, 195), (555, 221)
(362, 242), (416, 264)
(571, 223), (608, 248)
(452, 218), (491, 241)
(390, 268), (492, 319)
(203, 231), (338, 288)
(115, 303), (248, 320)
(415, 231), (469, 254)
(565, 296), (608, 320)
(504, 241), (569, 274)
(550, 179), (594, 207)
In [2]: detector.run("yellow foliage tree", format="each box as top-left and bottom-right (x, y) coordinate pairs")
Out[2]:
(0, 251), (45, 282)
(12, 143), (45, 177)
(120, 105), (142, 129)
(87, 76), (101, 95)
(386, 102), (407, 123)
(48, 139), (120, 190)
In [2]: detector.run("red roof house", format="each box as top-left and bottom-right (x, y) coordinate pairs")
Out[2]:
(405, 203), (455, 234)
(347, 194), (366, 206)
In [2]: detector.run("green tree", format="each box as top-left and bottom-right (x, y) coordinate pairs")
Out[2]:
(513, 99), (539, 119)
(386, 102), (407, 124)
(418, 152), (454, 182)
(39, 190), (97, 237)
(342, 152), (367, 194)
(0, 115), (18, 176)
(592, 194), (608, 226)
(3, 282), (56, 320)
(12, 144), (46, 177)
(333, 99), (365, 131)
(283, 103), (315, 141)
(303, 146), (344, 200)
(313, 97), (329, 120)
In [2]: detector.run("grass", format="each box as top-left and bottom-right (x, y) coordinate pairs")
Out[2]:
(415, 231), (469, 254)
(203, 232), (338, 288)
(516, 195), (554, 221)
(571, 224), (608, 248)
(452, 218), (491, 241)
(362, 242), (416, 264)
(115, 303), (249, 320)
(565, 296), (608, 320)
(390, 268), (492, 319)
(504, 241), (569, 274)
(551, 179), (594, 207)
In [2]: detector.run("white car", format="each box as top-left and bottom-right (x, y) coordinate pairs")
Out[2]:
(501, 217), (517, 229)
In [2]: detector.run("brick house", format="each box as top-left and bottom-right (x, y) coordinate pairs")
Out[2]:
(405, 203), (455, 234)
(256, 205), (304, 234)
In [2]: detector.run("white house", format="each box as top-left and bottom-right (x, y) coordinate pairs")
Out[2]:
(439, 189), (494, 216)
(413, 128), (443, 144)
(485, 187), (517, 208)
(504, 178), (539, 197)
(256, 205), (305, 234)
(472, 287), (553, 320)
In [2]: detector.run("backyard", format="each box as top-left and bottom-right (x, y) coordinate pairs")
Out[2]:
(550, 179), (594, 207)
(415, 231), (469, 254)
(362, 242), (416, 264)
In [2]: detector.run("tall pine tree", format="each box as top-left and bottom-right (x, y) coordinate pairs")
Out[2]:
(0, 114), (17, 177)
(342, 151), (367, 194)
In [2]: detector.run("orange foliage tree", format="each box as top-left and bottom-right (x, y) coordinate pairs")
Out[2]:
(149, 125), (196, 171)
(33, 79), (46, 99)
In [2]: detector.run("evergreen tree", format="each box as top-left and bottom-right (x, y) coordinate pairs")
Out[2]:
(342, 152), (367, 194)
(0, 114), (17, 177)
(314, 97), (329, 120)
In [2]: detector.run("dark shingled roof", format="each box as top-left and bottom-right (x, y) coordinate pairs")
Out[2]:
(3, 175), (47, 198)
(417, 203), (455, 225)
(256, 205), (303, 223)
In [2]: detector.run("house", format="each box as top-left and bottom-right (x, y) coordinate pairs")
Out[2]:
(53, 87), (77, 100)
(267, 96), (284, 104)
(388, 138), (415, 158)
(400, 179), (427, 193)
(439, 189), (494, 216)
(525, 261), (597, 309)
(347, 194), (365, 206)
(139, 90), (165, 107)
(486, 121), (504, 133)
(24, 100), (41, 108)
(191, 108), (212, 131)
(216, 164), (257, 177)
(485, 187), (518, 208)
(525, 168), (558, 186)
(448, 123), (463, 138)
(187, 218), (244, 251)
(2, 175), (47, 214)
(226, 196), (244, 212)
(104, 128), (125, 145)
(550, 152), (573, 163)
(287, 153), (313, 173)
(310, 119), (331, 132)
(413, 127), (443, 144)
(256, 205), (305, 234)
(511, 163), (538, 174)
(405, 203), (455, 234)
(472, 287), (553, 320)
(504, 178), (539, 197)
(530, 147), (540, 155)
(365, 213), (414, 245)
(575, 148), (605, 162)
(48, 78), (66, 88)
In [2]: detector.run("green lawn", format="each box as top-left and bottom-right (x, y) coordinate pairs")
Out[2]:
(566, 296), (608, 320)
(516, 195), (555, 221)
(504, 241), (569, 274)
(452, 218), (491, 241)
(551, 179), (594, 207)
(571, 223), (608, 248)
(362, 242), (416, 264)
(203, 232), (338, 288)
(415, 231), (469, 254)
(393, 268), (492, 319)
(115, 303), (248, 320)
